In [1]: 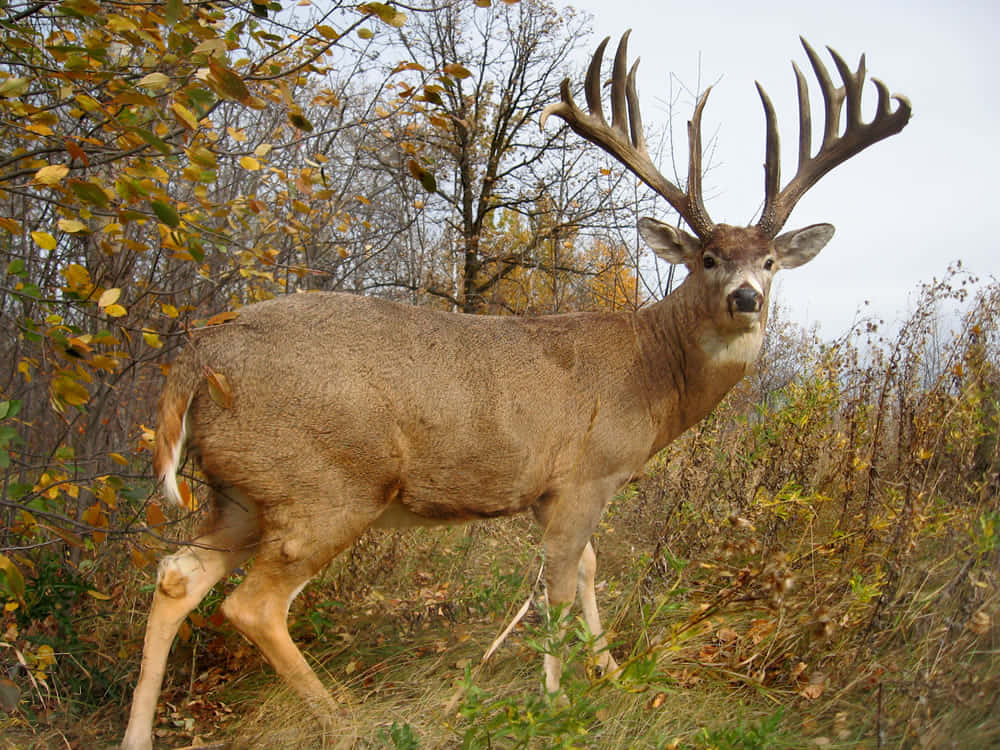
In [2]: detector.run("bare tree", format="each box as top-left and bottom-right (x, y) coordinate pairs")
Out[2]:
(367, 0), (624, 312)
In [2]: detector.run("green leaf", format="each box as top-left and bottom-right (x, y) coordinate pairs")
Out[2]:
(185, 86), (217, 112)
(151, 200), (180, 227)
(288, 111), (314, 132)
(6, 259), (25, 277)
(8, 399), (21, 418)
(0, 78), (29, 98)
(420, 170), (437, 193)
(7, 483), (29, 501)
(0, 399), (20, 420)
(133, 128), (172, 156)
(118, 208), (147, 223)
(59, 0), (101, 16)
(165, 0), (184, 24)
(69, 179), (111, 207)
(187, 239), (205, 262)
(407, 159), (437, 193)
(115, 177), (145, 201)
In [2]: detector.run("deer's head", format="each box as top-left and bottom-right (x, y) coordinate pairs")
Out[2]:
(541, 32), (910, 336)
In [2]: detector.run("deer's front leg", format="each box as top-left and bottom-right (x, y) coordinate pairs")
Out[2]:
(535, 489), (609, 693)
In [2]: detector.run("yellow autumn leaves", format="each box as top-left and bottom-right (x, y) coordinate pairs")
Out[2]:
(34, 163), (69, 185)
(238, 144), (273, 172)
(98, 288), (127, 318)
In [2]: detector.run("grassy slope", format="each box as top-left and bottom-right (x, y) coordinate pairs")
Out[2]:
(5, 279), (998, 749)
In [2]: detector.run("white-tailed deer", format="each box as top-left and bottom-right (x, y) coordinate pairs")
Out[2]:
(121, 32), (910, 749)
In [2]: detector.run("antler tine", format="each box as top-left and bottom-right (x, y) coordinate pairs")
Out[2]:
(756, 81), (781, 226)
(757, 38), (911, 237)
(584, 36), (611, 126)
(610, 29), (630, 133)
(792, 63), (812, 169)
(687, 89), (713, 235)
(624, 59), (647, 155)
(541, 31), (716, 238)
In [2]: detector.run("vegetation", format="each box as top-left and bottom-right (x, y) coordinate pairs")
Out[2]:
(0, 1), (996, 748)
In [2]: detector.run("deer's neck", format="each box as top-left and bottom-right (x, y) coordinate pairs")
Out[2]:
(634, 279), (762, 455)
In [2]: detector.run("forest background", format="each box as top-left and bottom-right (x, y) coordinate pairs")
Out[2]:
(0, 1), (996, 747)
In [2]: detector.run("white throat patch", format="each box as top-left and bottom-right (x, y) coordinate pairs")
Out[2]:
(698, 326), (764, 367)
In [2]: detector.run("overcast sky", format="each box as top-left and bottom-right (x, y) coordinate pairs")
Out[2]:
(561, 0), (997, 338)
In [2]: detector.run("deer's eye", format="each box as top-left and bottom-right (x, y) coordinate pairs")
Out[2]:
(764, 258), (775, 271)
(702, 254), (717, 270)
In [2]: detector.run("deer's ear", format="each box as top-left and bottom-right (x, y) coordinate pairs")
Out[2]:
(773, 223), (835, 269)
(639, 217), (701, 266)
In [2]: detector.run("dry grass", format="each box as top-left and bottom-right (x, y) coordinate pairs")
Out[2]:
(3, 277), (997, 749)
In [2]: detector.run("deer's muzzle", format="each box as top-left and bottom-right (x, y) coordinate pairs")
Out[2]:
(728, 286), (762, 316)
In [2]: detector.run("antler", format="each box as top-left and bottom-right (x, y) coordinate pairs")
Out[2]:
(756, 38), (912, 237)
(540, 30), (716, 239)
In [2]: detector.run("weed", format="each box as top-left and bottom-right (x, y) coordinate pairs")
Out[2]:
(374, 721), (419, 749)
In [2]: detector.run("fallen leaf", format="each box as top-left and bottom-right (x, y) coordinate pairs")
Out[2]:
(204, 367), (233, 409)
(717, 627), (739, 643)
(647, 692), (667, 710)
(0, 678), (20, 712)
(968, 610), (991, 635)
(205, 310), (239, 326)
(800, 682), (824, 700)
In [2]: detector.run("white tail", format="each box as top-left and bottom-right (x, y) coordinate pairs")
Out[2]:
(155, 395), (189, 507)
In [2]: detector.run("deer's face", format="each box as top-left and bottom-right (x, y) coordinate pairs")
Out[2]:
(639, 218), (835, 335)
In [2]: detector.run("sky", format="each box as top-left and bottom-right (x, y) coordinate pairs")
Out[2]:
(561, 0), (998, 339)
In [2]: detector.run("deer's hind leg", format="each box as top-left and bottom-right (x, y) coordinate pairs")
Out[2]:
(122, 488), (260, 750)
(218, 493), (377, 743)
(577, 540), (618, 676)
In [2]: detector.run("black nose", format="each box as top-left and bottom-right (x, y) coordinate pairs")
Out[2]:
(729, 287), (761, 314)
